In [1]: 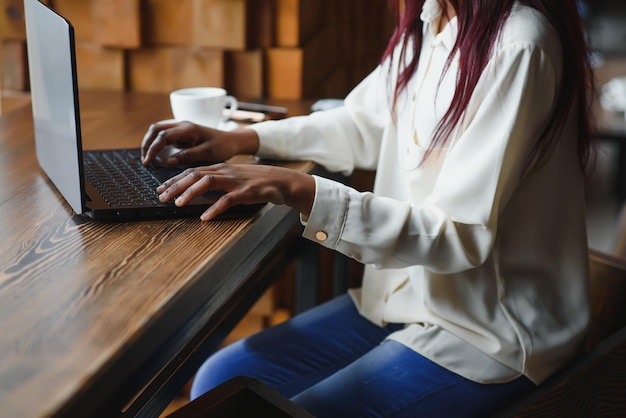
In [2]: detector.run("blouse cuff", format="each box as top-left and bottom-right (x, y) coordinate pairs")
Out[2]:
(301, 175), (349, 249)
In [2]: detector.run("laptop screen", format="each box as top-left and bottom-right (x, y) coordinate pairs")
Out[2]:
(24, 0), (85, 215)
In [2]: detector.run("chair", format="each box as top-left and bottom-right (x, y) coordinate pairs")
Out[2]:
(164, 376), (313, 418)
(614, 202), (626, 260)
(585, 249), (626, 350)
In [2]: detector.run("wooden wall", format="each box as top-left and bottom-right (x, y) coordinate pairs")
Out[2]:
(1, 0), (394, 113)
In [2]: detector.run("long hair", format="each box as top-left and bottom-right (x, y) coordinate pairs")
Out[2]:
(383, 0), (595, 175)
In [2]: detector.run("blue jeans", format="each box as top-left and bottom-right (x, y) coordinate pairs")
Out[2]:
(191, 294), (535, 417)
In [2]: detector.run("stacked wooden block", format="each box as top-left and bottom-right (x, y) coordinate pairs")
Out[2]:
(1, 0), (394, 112)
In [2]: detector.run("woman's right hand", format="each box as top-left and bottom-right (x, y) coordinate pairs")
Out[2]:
(140, 121), (260, 167)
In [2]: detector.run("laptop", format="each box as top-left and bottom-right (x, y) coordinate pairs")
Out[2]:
(23, 0), (255, 221)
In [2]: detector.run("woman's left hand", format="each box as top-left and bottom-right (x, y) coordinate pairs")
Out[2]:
(157, 163), (316, 221)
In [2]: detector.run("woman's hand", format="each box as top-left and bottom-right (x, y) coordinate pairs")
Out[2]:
(141, 121), (259, 166)
(157, 163), (316, 221)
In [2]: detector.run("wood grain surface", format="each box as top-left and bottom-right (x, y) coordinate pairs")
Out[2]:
(0, 91), (314, 417)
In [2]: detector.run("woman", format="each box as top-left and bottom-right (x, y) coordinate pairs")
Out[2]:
(141, 0), (595, 416)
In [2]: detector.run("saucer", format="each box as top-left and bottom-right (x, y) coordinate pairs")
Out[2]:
(219, 121), (239, 131)
(156, 119), (239, 131)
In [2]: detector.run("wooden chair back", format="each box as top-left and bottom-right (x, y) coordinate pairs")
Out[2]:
(586, 249), (626, 350)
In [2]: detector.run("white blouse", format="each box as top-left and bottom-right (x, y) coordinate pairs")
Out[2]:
(251, 0), (589, 385)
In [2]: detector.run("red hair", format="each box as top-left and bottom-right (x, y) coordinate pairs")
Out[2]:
(383, 0), (595, 175)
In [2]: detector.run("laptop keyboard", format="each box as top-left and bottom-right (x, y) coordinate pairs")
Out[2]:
(84, 149), (162, 207)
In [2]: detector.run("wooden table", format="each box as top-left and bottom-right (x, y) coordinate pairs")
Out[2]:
(0, 91), (315, 417)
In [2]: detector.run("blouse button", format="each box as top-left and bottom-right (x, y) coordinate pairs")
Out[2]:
(315, 230), (328, 241)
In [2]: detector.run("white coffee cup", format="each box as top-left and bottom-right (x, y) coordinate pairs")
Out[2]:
(169, 87), (238, 128)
